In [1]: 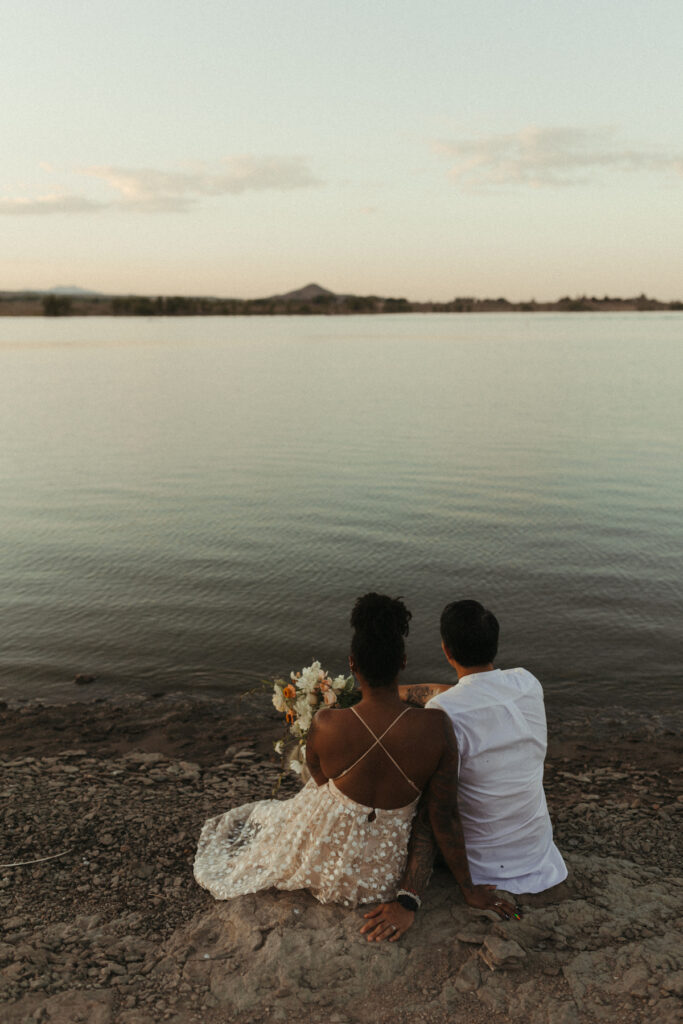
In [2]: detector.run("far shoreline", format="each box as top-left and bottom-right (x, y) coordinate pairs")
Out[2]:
(1, 284), (682, 318)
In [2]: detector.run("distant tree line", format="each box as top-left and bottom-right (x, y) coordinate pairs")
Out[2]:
(87, 292), (683, 316)
(42, 294), (73, 316)
(0, 289), (680, 318)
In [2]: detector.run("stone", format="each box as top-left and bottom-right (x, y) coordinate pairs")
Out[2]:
(660, 971), (683, 996)
(455, 925), (490, 944)
(479, 934), (527, 971)
(122, 752), (166, 766)
(621, 963), (650, 997)
(454, 955), (481, 992)
(546, 1002), (581, 1024)
(26, 989), (113, 1023)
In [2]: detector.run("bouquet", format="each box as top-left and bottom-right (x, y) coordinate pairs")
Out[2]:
(268, 661), (358, 776)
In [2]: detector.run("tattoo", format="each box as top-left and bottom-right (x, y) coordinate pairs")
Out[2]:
(399, 794), (436, 896)
(426, 713), (474, 894)
(400, 684), (449, 707)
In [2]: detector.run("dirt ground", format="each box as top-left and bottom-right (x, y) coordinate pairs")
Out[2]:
(1, 696), (681, 1024)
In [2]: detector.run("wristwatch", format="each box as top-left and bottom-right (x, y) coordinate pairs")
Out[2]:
(396, 888), (421, 912)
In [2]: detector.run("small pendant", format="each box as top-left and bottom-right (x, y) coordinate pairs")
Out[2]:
(368, 809), (376, 822)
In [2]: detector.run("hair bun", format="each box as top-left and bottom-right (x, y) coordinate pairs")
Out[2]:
(350, 593), (411, 640)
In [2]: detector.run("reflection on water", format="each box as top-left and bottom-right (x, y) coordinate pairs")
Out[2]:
(0, 314), (681, 709)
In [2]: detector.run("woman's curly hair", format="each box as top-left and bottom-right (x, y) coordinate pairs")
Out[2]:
(350, 592), (411, 687)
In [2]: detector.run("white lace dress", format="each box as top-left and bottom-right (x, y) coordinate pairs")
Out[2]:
(193, 777), (420, 908)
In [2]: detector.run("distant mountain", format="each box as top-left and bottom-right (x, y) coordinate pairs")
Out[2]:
(47, 285), (101, 296)
(270, 283), (336, 302)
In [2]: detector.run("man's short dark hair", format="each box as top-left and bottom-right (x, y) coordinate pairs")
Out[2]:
(440, 600), (499, 666)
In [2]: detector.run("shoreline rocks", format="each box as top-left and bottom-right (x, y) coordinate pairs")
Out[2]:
(1, 697), (681, 1023)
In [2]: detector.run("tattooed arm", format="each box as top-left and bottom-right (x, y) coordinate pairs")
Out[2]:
(399, 794), (437, 895)
(360, 795), (436, 943)
(398, 683), (452, 707)
(426, 711), (518, 919)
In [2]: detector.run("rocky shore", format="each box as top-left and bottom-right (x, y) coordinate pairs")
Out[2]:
(1, 696), (681, 1024)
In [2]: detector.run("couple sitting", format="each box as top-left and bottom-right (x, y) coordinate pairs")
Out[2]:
(194, 593), (566, 941)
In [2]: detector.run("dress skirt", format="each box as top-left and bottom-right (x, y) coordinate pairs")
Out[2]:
(194, 778), (419, 908)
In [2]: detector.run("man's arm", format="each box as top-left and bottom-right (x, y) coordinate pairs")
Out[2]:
(427, 712), (519, 918)
(398, 794), (437, 894)
(398, 683), (451, 707)
(360, 793), (437, 943)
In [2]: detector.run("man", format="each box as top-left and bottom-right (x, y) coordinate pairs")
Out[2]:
(400, 599), (566, 894)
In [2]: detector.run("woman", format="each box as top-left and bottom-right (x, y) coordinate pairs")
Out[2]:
(194, 593), (515, 939)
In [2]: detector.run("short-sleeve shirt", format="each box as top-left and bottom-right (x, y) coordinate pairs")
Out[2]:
(427, 667), (567, 894)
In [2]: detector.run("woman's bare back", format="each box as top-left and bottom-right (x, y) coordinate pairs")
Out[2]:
(307, 701), (449, 809)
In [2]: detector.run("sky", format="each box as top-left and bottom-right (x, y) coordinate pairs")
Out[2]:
(1, 0), (682, 301)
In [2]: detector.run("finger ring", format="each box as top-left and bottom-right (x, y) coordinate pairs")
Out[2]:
(495, 900), (502, 907)
(390, 924), (397, 931)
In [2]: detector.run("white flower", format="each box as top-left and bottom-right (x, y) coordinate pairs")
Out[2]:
(295, 695), (311, 718)
(323, 689), (337, 707)
(272, 686), (286, 713)
(274, 740), (284, 755)
(297, 663), (321, 694)
(297, 707), (313, 733)
(289, 759), (303, 775)
(332, 674), (349, 691)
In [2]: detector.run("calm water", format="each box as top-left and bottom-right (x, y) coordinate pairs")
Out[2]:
(0, 314), (681, 711)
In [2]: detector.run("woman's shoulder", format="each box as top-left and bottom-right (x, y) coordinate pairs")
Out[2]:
(310, 705), (350, 730)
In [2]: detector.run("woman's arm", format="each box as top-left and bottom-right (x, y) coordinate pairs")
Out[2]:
(304, 710), (330, 786)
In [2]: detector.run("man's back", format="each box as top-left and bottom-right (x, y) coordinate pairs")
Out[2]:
(427, 667), (567, 894)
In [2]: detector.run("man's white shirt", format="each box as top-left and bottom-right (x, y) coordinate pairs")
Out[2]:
(427, 667), (567, 894)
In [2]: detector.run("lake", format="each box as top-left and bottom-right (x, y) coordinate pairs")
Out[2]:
(0, 313), (681, 712)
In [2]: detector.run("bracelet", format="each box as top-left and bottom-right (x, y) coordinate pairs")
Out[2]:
(396, 888), (421, 912)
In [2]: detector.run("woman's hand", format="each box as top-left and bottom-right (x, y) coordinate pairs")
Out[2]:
(462, 884), (521, 920)
(360, 901), (414, 942)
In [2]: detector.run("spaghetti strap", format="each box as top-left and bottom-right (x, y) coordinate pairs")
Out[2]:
(332, 706), (421, 794)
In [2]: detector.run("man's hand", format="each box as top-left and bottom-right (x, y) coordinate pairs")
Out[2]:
(360, 901), (414, 942)
(462, 884), (522, 920)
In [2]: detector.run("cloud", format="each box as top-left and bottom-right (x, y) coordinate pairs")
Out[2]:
(436, 126), (683, 188)
(0, 156), (322, 214)
(0, 194), (107, 215)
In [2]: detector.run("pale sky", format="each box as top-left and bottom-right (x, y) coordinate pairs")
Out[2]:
(2, 0), (682, 301)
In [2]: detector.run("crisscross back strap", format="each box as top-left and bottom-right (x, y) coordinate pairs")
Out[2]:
(332, 705), (421, 794)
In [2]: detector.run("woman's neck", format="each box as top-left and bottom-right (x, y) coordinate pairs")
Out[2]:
(358, 679), (402, 705)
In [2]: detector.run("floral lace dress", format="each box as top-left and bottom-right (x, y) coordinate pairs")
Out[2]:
(193, 708), (421, 908)
(193, 778), (419, 907)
